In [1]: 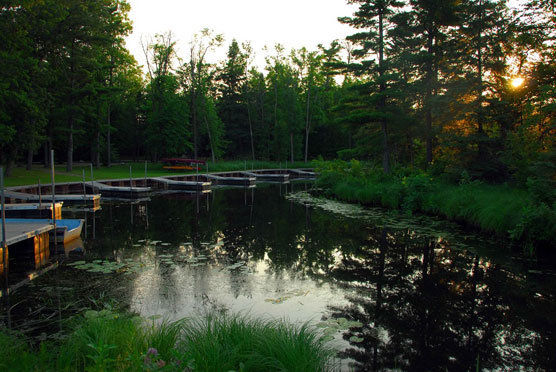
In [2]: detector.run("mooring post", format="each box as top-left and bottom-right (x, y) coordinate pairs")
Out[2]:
(90, 164), (94, 193)
(82, 169), (86, 203)
(129, 166), (133, 200)
(50, 150), (57, 247)
(38, 179), (42, 209)
(1, 167), (8, 289)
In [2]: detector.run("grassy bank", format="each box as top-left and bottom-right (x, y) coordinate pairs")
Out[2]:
(2, 160), (311, 188)
(314, 160), (556, 253)
(0, 309), (336, 372)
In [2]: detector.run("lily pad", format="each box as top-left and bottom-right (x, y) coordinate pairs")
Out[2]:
(349, 336), (364, 343)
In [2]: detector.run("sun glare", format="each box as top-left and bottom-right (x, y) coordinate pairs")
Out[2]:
(511, 77), (525, 88)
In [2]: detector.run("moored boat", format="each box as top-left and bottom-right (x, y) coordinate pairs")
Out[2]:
(5, 218), (84, 244)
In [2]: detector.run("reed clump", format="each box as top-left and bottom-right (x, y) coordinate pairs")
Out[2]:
(0, 309), (337, 372)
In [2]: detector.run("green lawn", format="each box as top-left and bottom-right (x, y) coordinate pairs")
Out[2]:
(2, 160), (312, 188)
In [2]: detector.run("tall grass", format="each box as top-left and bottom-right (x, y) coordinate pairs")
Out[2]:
(180, 313), (335, 372)
(0, 310), (337, 372)
(314, 160), (556, 251)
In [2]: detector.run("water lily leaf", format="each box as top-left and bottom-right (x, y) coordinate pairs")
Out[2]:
(320, 335), (335, 343)
(323, 327), (339, 335)
(67, 261), (86, 266)
(349, 336), (364, 343)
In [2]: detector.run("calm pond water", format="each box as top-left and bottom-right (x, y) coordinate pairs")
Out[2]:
(2, 182), (556, 371)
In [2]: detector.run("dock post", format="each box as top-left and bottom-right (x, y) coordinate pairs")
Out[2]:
(38, 179), (42, 208)
(1, 168), (8, 286)
(51, 151), (57, 247)
(82, 169), (86, 201)
(129, 166), (133, 200)
(90, 164), (94, 192)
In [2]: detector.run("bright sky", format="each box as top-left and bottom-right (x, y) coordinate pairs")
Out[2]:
(124, 0), (358, 72)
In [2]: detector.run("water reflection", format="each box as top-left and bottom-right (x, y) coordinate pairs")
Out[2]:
(1, 184), (555, 371)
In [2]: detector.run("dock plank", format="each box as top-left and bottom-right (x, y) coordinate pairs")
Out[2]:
(3, 221), (54, 246)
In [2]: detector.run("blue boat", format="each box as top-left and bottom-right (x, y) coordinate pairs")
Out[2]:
(5, 219), (84, 244)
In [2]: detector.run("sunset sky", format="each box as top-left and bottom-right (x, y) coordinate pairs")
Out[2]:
(125, 0), (358, 71)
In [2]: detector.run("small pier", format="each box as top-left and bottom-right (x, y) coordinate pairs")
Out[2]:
(204, 173), (256, 187)
(241, 170), (289, 183)
(1, 202), (63, 219)
(4, 189), (100, 208)
(1, 221), (54, 277)
(85, 180), (151, 198)
(150, 177), (211, 192)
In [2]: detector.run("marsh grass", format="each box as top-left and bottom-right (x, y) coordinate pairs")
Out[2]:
(180, 313), (335, 372)
(0, 310), (337, 372)
(314, 160), (555, 250)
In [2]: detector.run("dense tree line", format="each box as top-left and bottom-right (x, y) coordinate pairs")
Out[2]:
(0, 0), (554, 186)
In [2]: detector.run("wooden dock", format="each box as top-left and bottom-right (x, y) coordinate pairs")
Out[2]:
(150, 177), (211, 192)
(205, 173), (256, 187)
(288, 169), (317, 179)
(241, 171), (289, 183)
(1, 202), (63, 219)
(1, 221), (54, 277)
(4, 189), (100, 208)
(85, 181), (151, 198)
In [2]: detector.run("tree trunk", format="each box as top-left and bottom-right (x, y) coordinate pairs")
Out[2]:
(67, 118), (73, 172)
(247, 99), (255, 162)
(425, 31), (434, 166)
(26, 148), (33, 171)
(204, 116), (216, 163)
(106, 102), (111, 167)
(290, 132), (294, 163)
(304, 85), (311, 163)
(378, 10), (390, 174)
(95, 131), (101, 167)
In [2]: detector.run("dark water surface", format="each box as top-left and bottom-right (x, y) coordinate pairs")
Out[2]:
(2, 183), (556, 371)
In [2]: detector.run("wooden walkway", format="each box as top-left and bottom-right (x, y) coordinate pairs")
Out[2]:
(205, 174), (256, 187)
(4, 190), (100, 207)
(241, 171), (289, 182)
(85, 181), (151, 197)
(150, 177), (211, 192)
(3, 221), (54, 246)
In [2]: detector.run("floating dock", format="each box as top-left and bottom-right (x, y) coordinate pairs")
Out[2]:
(150, 177), (211, 192)
(1, 221), (54, 277)
(1, 202), (63, 219)
(204, 173), (256, 187)
(4, 189), (100, 208)
(288, 169), (317, 179)
(241, 171), (289, 183)
(85, 181), (151, 198)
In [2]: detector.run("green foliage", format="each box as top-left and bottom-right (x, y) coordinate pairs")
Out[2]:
(0, 311), (337, 372)
(179, 313), (335, 372)
(315, 161), (555, 251)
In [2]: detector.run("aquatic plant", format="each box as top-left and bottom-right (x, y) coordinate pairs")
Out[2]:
(0, 310), (338, 372)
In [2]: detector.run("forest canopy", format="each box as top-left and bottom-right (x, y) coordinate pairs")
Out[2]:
(0, 0), (554, 187)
